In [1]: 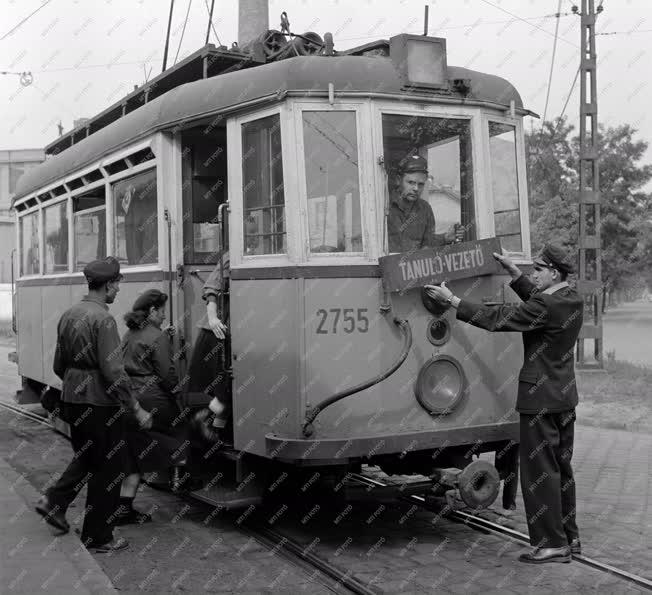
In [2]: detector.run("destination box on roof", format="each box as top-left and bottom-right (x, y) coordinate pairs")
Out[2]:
(379, 238), (503, 293)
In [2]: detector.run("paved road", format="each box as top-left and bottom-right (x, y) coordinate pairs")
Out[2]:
(603, 301), (652, 367)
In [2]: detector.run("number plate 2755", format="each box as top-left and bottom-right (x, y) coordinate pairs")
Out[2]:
(316, 308), (369, 334)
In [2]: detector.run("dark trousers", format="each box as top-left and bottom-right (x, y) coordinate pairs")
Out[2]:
(186, 328), (232, 427)
(519, 410), (578, 548)
(48, 403), (127, 546)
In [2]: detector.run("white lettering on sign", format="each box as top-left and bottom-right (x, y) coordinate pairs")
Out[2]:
(399, 246), (485, 282)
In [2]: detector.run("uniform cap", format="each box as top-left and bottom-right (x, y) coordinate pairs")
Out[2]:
(83, 256), (123, 284)
(400, 155), (428, 174)
(533, 244), (575, 275)
(132, 289), (167, 312)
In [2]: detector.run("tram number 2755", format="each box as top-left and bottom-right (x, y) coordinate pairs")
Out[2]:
(316, 308), (369, 334)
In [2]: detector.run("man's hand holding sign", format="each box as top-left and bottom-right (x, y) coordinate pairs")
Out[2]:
(424, 251), (521, 308)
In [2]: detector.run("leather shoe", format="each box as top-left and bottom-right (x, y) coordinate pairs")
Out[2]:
(88, 537), (130, 553)
(35, 496), (69, 533)
(569, 537), (582, 555)
(114, 507), (152, 526)
(518, 546), (571, 564)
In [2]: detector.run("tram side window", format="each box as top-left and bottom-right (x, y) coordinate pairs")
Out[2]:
(382, 114), (475, 254)
(242, 114), (286, 255)
(73, 189), (106, 271)
(44, 201), (68, 273)
(19, 211), (40, 276)
(113, 169), (158, 266)
(302, 111), (362, 253)
(488, 122), (522, 252)
(181, 129), (227, 264)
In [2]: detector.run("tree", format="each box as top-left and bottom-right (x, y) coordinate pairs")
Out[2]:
(525, 119), (652, 296)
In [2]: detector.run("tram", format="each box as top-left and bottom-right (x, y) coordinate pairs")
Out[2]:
(11, 29), (534, 509)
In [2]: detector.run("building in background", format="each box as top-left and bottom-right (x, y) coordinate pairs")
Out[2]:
(0, 149), (45, 283)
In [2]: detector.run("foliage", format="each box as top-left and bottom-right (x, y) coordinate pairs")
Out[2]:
(525, 118), (652, 291)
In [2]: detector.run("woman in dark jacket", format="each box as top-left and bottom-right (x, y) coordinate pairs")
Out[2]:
(117, 289), (189, 524)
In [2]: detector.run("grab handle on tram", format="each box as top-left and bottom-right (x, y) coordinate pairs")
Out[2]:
(302, 317), (412, 438)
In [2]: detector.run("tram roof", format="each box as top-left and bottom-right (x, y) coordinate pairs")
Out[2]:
(13, 55), (529, 204)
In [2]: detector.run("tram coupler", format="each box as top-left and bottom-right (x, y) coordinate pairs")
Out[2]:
(429, 460), (500, 510)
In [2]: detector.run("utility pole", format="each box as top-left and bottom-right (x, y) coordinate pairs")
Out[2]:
(576, 0), (603, 368)
(162, 0), (175, 72)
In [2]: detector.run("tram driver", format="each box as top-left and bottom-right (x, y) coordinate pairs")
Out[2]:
(387, 155), (463, 253)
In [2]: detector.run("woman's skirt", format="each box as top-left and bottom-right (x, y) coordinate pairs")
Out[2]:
(125, 393), (190, 474)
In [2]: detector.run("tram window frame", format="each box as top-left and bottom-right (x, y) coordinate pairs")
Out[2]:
(296, 105), (368, 258)
(376, 107), (477, 256)
(19, 209), (41, 277)
(43, 198), (70, 275)
(485, 117), (530, 258)
(181, 128), (228, 265)
(111, 167), (159, 267)
(72, 186), (107, 272)
(230, 106), (294, 266)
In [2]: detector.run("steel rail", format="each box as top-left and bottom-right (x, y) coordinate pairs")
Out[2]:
(5, 403), (650, 592)
(347, 473), (652, 592)
(240, 519), (379, 595)
(0, 402), (375, 594)
(0, 400), (56, 429)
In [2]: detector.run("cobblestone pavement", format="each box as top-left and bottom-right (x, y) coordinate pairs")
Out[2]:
(0, 408), (332, 594)
(473, 424), (652, 581)
(1, 406), (649, 594)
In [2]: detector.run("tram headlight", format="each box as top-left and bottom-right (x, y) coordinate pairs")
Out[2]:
(389, 34), (448, 90)
(415, 356), (465, 415)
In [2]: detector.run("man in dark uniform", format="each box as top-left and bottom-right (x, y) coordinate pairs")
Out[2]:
(35, 257), (152, 553)
(426, 244), (583, 564)
(387, 155), (461, 253)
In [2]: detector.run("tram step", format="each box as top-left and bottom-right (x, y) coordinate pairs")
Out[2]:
(189, 479), (263, 510)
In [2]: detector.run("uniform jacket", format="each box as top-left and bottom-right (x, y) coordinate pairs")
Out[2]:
(456, 275), (584, 414)
(387, 196), (436, 253)
(53, 296), (136, 409)
(121, 322), (179, 402)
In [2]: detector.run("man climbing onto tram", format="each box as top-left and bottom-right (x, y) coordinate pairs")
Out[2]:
(387, 155), (463, 253)
(185, 242), (232, 445)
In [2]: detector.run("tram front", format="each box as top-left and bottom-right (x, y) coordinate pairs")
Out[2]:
(221, 35), (534, 509)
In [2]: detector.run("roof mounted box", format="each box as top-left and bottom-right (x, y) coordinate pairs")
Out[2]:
(389, 34), (448, 90)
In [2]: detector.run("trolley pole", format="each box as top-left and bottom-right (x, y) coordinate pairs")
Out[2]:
(576, 0), (603, 368)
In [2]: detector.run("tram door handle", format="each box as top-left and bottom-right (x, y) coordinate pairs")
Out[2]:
(189, 269), (206, 283)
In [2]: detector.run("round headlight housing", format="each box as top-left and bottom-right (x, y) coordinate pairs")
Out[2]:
(415, 356), (465, 415)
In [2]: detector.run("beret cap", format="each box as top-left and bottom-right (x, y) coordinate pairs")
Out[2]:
(83, 256), (122, 284)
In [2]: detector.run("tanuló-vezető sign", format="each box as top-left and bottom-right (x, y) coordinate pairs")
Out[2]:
(379, 238), (503, 292)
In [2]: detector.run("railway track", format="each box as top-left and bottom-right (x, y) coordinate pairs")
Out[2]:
(2, 400), (651, 593)
(347, 472), (652, 593)
(0, 400), (376, 595)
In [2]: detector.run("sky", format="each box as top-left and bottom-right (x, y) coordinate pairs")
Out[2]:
(1, 0), (651, 183)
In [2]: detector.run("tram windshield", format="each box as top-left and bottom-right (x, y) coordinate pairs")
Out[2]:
(302, 111), (363, 253)
(381, 114), (474, 254)
(488, 122), (522, 252)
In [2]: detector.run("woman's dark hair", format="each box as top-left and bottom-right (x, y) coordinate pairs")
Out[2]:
(124, 289), (168, 330)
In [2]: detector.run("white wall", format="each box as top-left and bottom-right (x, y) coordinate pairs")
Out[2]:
(0, 283), (12, 322)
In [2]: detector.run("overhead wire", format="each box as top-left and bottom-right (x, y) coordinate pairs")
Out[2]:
(337, 12), (575, 43)
(478, 0), (579, 48)
(173, 0), (193, 65)
(0, 0), (54, 41)
(541, 0), (564, 128)
(203, 0), (221, 46)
